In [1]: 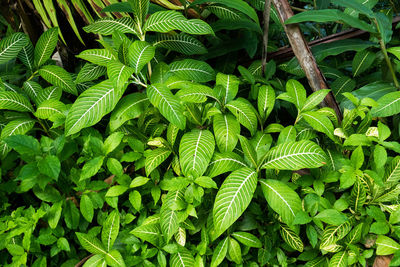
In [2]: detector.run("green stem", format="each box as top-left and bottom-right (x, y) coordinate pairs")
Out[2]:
(38, 119), (48, 135)
(27, 70), (38, 81)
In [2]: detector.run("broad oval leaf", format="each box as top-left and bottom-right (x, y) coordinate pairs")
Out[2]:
(76, 63), (107, 83)
(145, 147), (171, 176)
(376, 235), (400, 255)
(127, 41), (155, 74)
(213, 167), (257, 238)
(130, 223), (162, 247)
(22, 80), (42, 103)
(170, 247), (195, 267)
(0, 32), (29, 64)
(160, 190), (184, 242)
(226, 98), (258, 135)
(286, 79), (306, 109)
(101, 210), (120, 251)
(154, 33), (207, 55)
(0, 91), (33, 112)
(262, 140), (327, 170)
(147, 83), (186, 129)
(179, 129), (215, 178)
(144, 11), (214, 35)
(83, 17), (138, 35)
(34, 99), (66, 121)
(260, 179), (302, 225)
(352, 49), (375, 77)
(280, 224), (304, 252)
(216, 72), (240, 104)
(169, 59), (215, 83)
(213, 114), (240, 153)
(231, 232), (262, 248)
(38, 65), (77, 95)
(211, 237), (228, 267)
(80, 195), (94, 222)
(65, 80), (123, 136)
(106, 250), (126, 267)
(77, 49), (117, 67)
(0, 118), (35, 158)
(329, 251), (348, 267)
(76, 232), (107, 255)
(34, 27), (59, 68)
(107, 61), (134, 89)
(258, 84), (275, 119)
(109, 93), (149, 131)
(176, 83), (218, 103)
(36, 86), (62, 105)
(206, 151), (247, 178)
(371, 91), (400, 117)
(301, 111), (335, 140)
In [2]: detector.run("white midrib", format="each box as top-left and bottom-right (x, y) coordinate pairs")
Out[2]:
(0, 98), (32, 112)
(118, 98), (148, 117)
(100, 18), (136, 33)
(171, 67), (212, 75)
(374, 97), (400, 114)
(260, 180), (295, 216)
(37, 106), (63, 115)
(226, 104), (254, 130)
(154, 38), (203, 48)
(386, 159), (400, 183)
(21, 46), (33, 71)
(209, 158), (247, 167)
(292, 82), (300, 108)
(224, 75), (230, 104)
(40, 68), (72, 91)
(134, 45), (151, 73)
(232, 233), (257, 244)
(37, 32), (55, 67)
(151, 85), (182, 124)
(0, 36), (24, 57)
(82, 236), (106, 254)
(107, 214), (116, 251)
(192, 131), (202, 171)
(25, 82), (38, 97)
(302, 113), (331, 135)
(266, 151), (322, 165)
(353, 51), (370, 76)
(68, 88), (113, 133)
(224, 115), (229, 151)
(220, 171), (256, 227)
(215, 238), (228, 264)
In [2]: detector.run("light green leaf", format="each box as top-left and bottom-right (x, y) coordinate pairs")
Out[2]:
(3, 135), (40, 155)
(280, 224), (304, 252)
(170, 59), (215, 82)
(226, 98), (258, 135)
(107, 61), (134, 89)
(262, 140), (327, 170)
(80, 195), (94, 222)
(36, 86), (62, 105)
(371, 91), (400, 117)
(352, 49), (375, 77)
(385, 156), (400, 185)
(65, 80), (123, 136)
(0, 32), (29, 64)
(376, 235), (400, 255)
(213, 167), (257, 238)
(76, 233), (107, 255)
(83, 17), (138, 35)
(315, 209), (348, 225)
(302, 89), (330, 111)
(0, 91), (33, 112)
(80, 156), (104, 181)
(211, 237), (228, 267)
(286, 79), (306, 109)
(239, 135), (257, 168)
(106, 185), (129, 197)
(34, 27), (59, 68)
(216, 73), (240, 104)
(213, 114), (240, 153)
(228, 237), (242, 264)
(328, 251), (348, 267)
(144, 10), (214, 35)
(76, 63), (107, 83)
(206, 152), (247, 178)
(37, 155), (61, 180)
(147, 83), (186, 129)
(160, 190), (184, 242)
(82, 255), (105, 267)
(0, 118), (35, 158)
(17, 40), (34, 71)
(145, 147), (171, 176)
(127, 41), (155, 74)
(258, 84), (275, 119)
(22, 81), (41, 103)
(77, 49), (117, 67)
(106, 250), (126, 267)
(101, 210), (120, 251)
(231, 232), (262, 248)
(301, 111), (335, 140)
(154, 33), (207, 55)
(260, 179), (302, 225)
(179, 129), (215, 178)
(175, 83), (218, 103)
(34, 100), (66, 121)
(38, 65), (77, 95)
(131, 223), (162, 246)
(170, 247), (195, 267)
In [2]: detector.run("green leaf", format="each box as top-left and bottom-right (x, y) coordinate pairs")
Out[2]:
(258, 85), (275, 119)
(216, 73), (240, 104)
(262, 140), (327, 170)
(239, 135), (257, 168)
(17, 40), (34, 71)
(34, 27), (59, 68)
(211, 237), (228, 267)
(76, 63), (107, 83)
(334, 0), (374, 17)
(349, 177), (366, 212)
(101, 210), (120, 251)
(109, 93), (149, 131)
(131, 223), (162, 246)
(388, 47), (400, 61)
(0, 32), (29, 64)
(194, 176), (217, 189)
(371, 91), (400, 117)
(106, 185), (129, 197)
(328, 251), (348, 267)
(23, 81), (41, 103)
(127, 41), (155, 74)
(170, 247), (195, 267)
(228, 237), (242, 264)
(82, 255), (106, 267)
(285, 9), (375, 32)
(286, 79), (306, 109)
(213, 167), (257, 238)
(154, 33), (207, 55)
(260, 179), (302, 225)
(80, 195), (94, 222)
(175, 83), (219, 103)
(226, 98), (258, 135)
(280, 224), (304, 252)
(385, 156), (400, 184)
(191, 0), (259, 23)
(145, 147), (171, 176)
(302, 89), (330, 111)
(65, 80), (124, 136)
(106, 250), (126, 267)
(34, 100), (66, 121)
(213, 114), (240, 153)
(77, 49), (117, 67)
(179, 129), (215, 178)
(376, 235), (400, 255)
(83, 17), (138, 35)
(144, 11), (214, 35)
(147, 83), (186, 129)
(206, 152), (247, 178)
(3, 135), (40, 155)
(301, 111), (335, 140)
(38, 155), (61, 180)
(352, 49), (375, 77)
(107, 61), (134, 89)
(76, 233), (107, 255)
(0, 91), (33, 112)
(36, 86), (62, 105)
(38, 65), (77, 95)
(169, 59), (215, 82)
(160, 190), (184, 242)
(0, 118), (35, 158)
(80, 156), (104, 181)
(231, 232), (262, 248)
(315, 209), (348, 225)
(331, 77), (355, 102)
(130, 0), (149, 27)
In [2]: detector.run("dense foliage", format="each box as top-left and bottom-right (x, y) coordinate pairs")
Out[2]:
(1, 0), (400, 266)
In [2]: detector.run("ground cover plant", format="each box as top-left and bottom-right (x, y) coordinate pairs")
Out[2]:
(1, 0), (400, 266)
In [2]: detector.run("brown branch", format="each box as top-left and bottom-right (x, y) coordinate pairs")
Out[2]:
(261, 0), (272, 73)
(75, 254), (94, 267)
(272, 0), (342, 121)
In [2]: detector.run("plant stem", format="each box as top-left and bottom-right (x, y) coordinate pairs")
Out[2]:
(379, 38), (400, 89)
(38, 118), (48, 135)
(147, 62), (152, 79)
(262, 0), (272, 73)
(27, 70), (38, 81)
